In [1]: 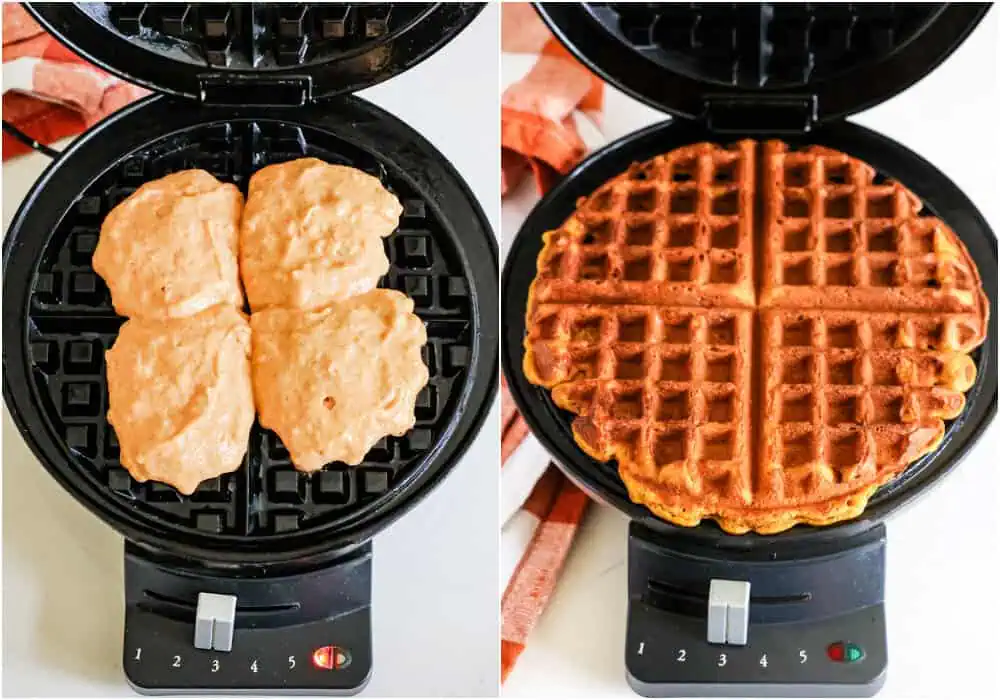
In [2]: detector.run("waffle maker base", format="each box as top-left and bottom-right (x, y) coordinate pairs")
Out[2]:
(502, 120), (997, 697)
(4, 95), (498, 695)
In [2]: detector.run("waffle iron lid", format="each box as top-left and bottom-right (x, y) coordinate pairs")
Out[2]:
(535, 2), (990, 131)
(25, 3), (482, 106)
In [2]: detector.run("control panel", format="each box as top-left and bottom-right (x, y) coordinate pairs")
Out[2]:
(626, 601), (886, 697)
(121, 541), (373, 694)
(124, 604), (370, 693)
(624, 522), (888, 697)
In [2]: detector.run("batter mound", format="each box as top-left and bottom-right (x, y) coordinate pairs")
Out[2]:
(105, 305), (254, 495)
(251, 289), (429, 471)
(93, 169), (244, 320)
(240, 158), (403, 312)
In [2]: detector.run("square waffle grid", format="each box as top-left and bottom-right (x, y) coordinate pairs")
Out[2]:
(532, 141), (754, 308)
(528, 140), (985, 529)
(106, 3), (432, 68)
(526, 305), (752, 502)
(585, 3), (943, 88)
(761, 309), (980, 501)
(27, 121), (473, 536)
(764, 145), (981, 309)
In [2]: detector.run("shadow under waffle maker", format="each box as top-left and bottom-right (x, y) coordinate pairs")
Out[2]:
(2, 3), (497, 695)
(502, 3), (997, 698)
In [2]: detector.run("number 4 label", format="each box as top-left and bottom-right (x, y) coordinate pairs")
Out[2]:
(759, 654), (768, 668)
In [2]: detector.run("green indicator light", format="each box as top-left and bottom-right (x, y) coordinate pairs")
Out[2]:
(845, 644), (864, 663)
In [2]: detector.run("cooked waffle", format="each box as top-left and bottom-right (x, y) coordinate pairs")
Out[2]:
(531, 141), (756, 308)
(523, 140), (989, 534)
(762, 142), (986, 314)
(525, 305), (754, 527)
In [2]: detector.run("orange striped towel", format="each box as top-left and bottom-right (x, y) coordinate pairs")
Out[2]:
(500, 379), (591, 684)
(2, 3), (147, 160)
(501, 3), (604, 196)
(500, 6), (605, 682)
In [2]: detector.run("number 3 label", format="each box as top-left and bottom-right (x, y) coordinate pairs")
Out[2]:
(717, 653), (727, 667)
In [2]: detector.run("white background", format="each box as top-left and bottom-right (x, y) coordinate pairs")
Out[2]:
(1, 5), (499, 697)
(502, 9), (1000, 700)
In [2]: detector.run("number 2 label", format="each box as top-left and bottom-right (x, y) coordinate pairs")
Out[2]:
(676, 649), (686, 663)
(171, 655), (182, 669)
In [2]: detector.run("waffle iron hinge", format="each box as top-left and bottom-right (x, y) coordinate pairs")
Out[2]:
(702, 94), (817, 134)
(198, 75), (312, 107)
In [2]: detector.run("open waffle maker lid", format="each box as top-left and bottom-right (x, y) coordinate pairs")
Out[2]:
(504, 4), (998, 548)
(4, 3), (497, 570)
(535, 3), (990, 130)
(26, 3), (483, 105)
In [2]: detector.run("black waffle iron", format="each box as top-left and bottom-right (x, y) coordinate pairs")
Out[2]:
(3, 2), (496, 695)
(502, 3), (996, 697)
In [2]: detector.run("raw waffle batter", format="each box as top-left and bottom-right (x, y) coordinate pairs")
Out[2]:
(251, 289), (429, 472)
(92, 169), (244, 320)
(240, 158), (403, 312)
(104, 305), (254, 495)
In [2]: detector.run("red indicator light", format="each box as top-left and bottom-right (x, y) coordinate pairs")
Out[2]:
(312, 645), (351, 670)
(313, 646), (334, 670)
(827, 642), (845, 662)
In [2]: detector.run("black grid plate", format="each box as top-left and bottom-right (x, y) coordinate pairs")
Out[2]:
(534, 2), (989, 127)
(501, 120), (997, 551)
(26, 3), (483, 103)
(4, 95), (498, 566)
(586, 3), (945, 89)
(102, 3), (434, 69)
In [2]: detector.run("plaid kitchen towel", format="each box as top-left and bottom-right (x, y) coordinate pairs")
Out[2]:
(500, 5), (609, 682)
(2, 3), (147, 160)
(500, 379), (591, 684)
(500, 2), (604, 197)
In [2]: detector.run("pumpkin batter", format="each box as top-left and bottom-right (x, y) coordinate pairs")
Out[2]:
(93, 169), (244, 319)
(240, 158), (403, 312)
(251, 289), (429, 471)
(105, 305), (254, 495)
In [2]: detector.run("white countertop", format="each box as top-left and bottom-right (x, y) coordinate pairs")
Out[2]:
(502, 11), (1000, 700)
(1, 6), (499, 697)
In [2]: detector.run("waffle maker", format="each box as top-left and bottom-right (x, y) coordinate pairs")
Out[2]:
(502, 3), (997, 697)
(3, 2), (496, 695)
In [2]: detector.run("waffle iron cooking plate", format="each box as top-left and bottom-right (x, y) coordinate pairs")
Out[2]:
(3, 3), (496, 694)
(502, 3), (996, 696)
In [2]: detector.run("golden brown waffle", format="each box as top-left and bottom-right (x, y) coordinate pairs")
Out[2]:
(531, 141), (756, 308)
(523, 140), (989, 534)
(762, 142), (986, 314)
(525, 305), (753, 528)
(757, 309), (984, 532)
